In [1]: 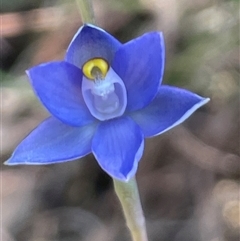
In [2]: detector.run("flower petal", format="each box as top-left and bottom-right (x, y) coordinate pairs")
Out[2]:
(92, 116), (144, 181)
(65, 24), (121, 68)
(27, 61), (95, 126)
(5, 117), (97, 165)
(130, 85), (210, 137)
(112, 32), (165, 111)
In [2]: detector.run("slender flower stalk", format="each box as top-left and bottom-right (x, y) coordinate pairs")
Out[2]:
(113, 177), (148, 241)
(76, 2), (148, 240)
(76, 0), (95, 24)
(73, 3), (148, 240)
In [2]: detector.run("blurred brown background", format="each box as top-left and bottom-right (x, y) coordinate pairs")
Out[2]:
(1, 0), (239, 241)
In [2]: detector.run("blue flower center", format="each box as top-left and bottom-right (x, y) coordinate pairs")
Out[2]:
(91, 72), (120, 114)
(81, 59), (127, 121)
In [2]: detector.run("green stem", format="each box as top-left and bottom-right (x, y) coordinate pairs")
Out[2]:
(113, 177), (148, 241)
(76, 0), (95, 24)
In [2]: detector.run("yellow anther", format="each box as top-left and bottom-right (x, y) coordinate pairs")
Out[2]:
(82, 58), (109, 80)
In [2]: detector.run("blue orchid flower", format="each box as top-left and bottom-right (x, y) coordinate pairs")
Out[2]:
(6, 24), (209, 181)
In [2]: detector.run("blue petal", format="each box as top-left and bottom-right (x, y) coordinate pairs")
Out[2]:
(112, 32), (165, 111)
(129, 85), (210, 137)
(27, 61), (95, 127)
(65, 24), (121, 68)
(5, 117), (97, 165)
(92, 116), (144, 181)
